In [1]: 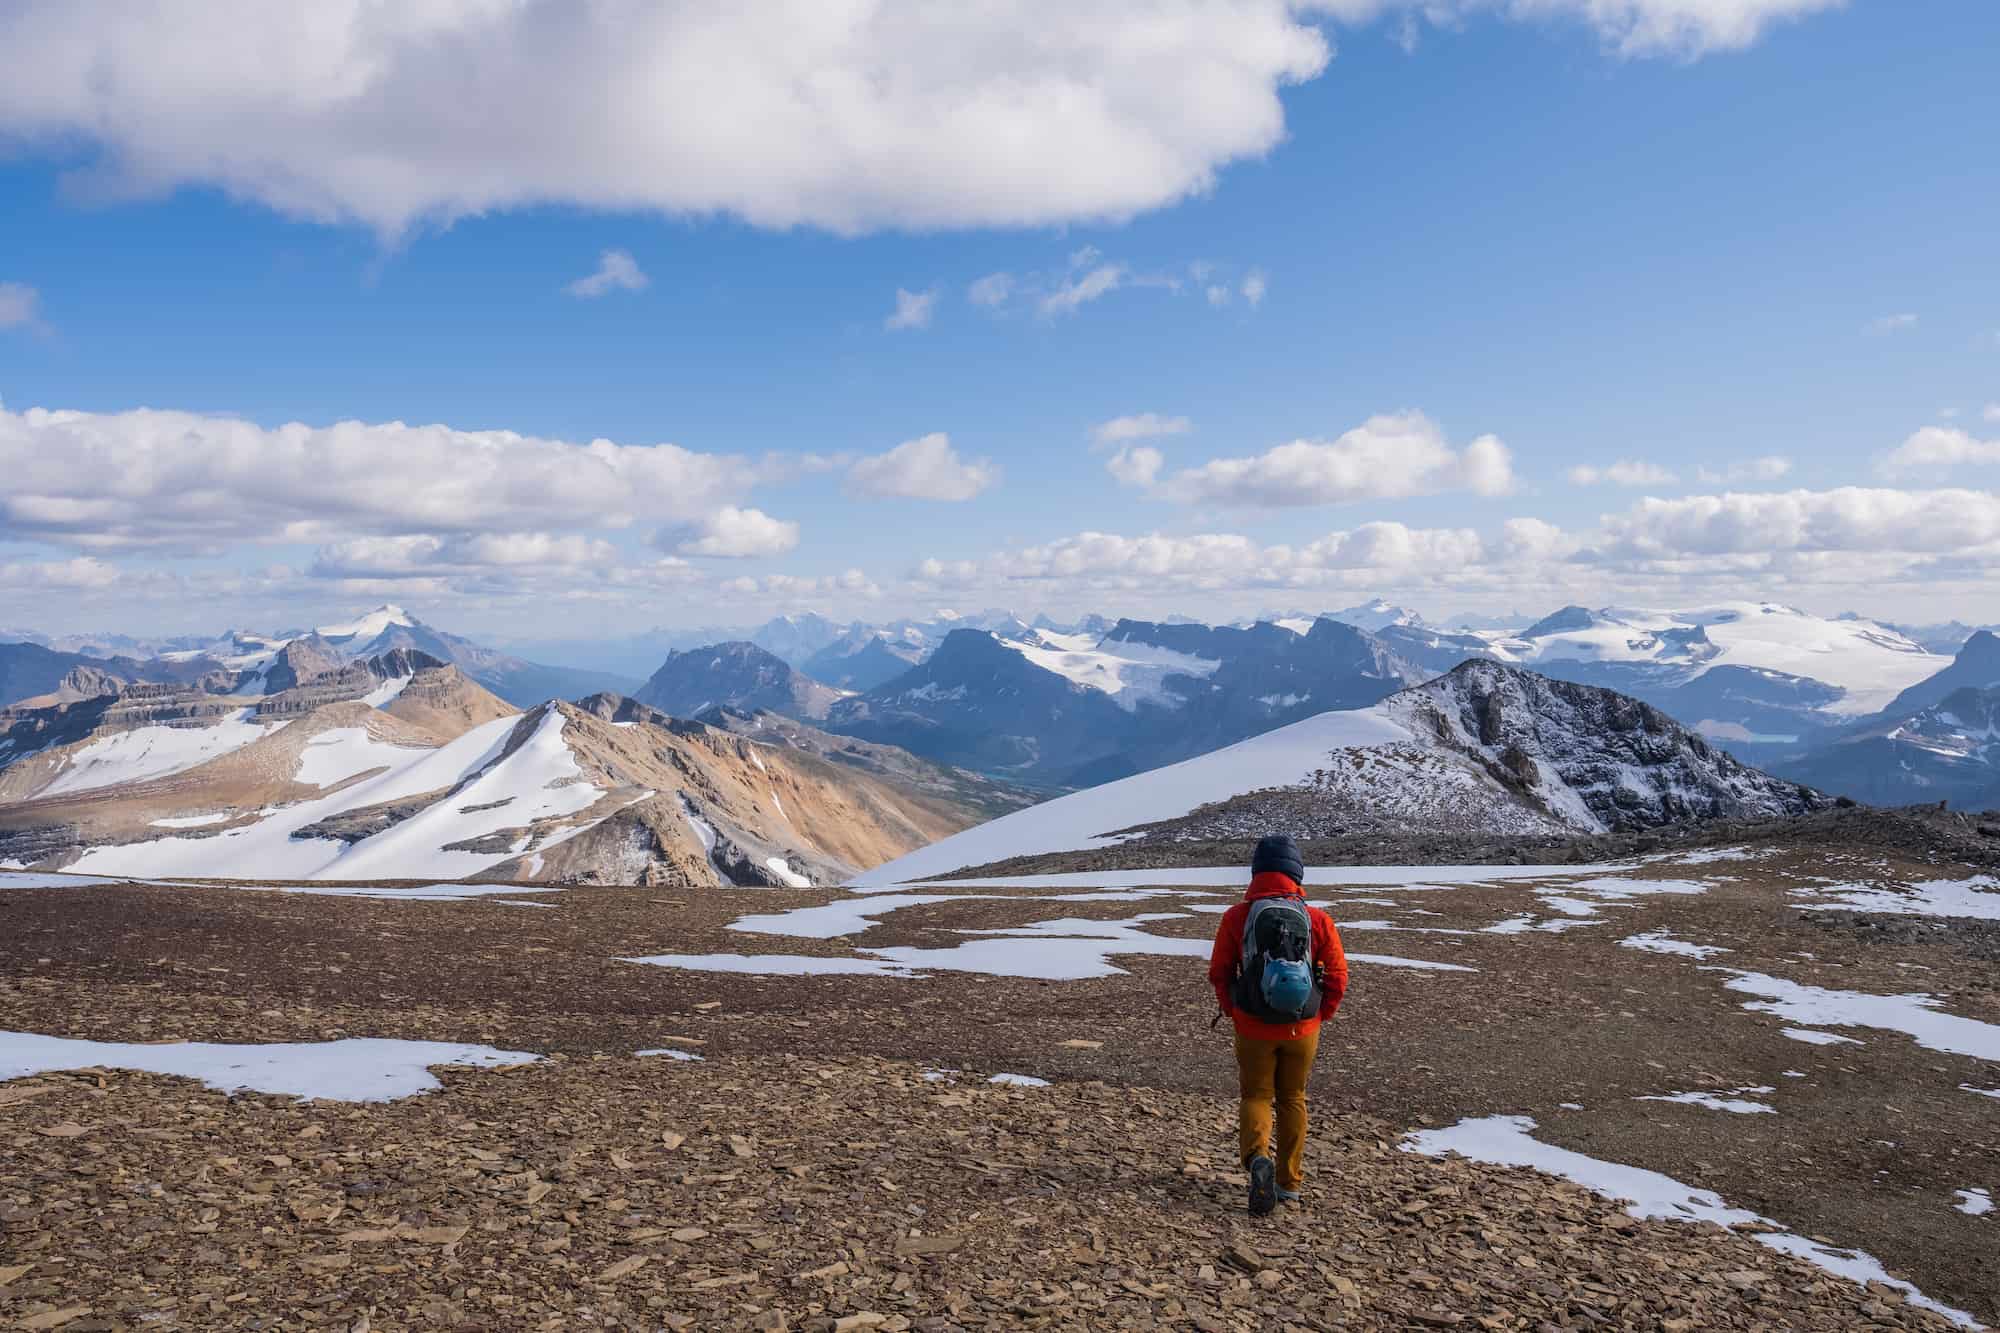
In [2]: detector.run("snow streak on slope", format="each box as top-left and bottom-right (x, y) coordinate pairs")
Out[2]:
(70, 711), (607, 881)
(852, 707), (1412, 887)
(41, 710), (284, 797)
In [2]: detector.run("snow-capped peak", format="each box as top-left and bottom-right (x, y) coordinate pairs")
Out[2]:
(316, 605), (418, 641)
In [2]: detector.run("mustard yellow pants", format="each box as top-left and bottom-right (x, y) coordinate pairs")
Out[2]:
(1233, 1029), (1320, 1192)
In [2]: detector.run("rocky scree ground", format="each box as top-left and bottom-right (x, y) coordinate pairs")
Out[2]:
(0, 1054), (1970, 1332)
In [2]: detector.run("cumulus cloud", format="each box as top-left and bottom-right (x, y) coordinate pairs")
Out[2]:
(0, 282), (40, 330)
(0, 402), (754, 550)
(0, 555), (119, 589)
(721, 569), (881, 600)
(885, 287), (937, 331)
(1694, 456), (1793, 485)
(564, 249), (648, 298)
(1105, 446), (1166, 488)
(848, 433), (997, 501)
(1129, 411), (1514, 506)
(667, 507), (801, 559)
(1568, 460), (1676, 487)
(0, 2), (1338, 237)
(1241, 269), (1268, 307)
(1091, 413), (1193, 445)
(309, 533), (618, 579)
(1866, 312), (1918, 334)
(1880, 426), (2000, 473)
(1984, 404), (2000, 424)
(967, 273), (1015, 307)
(1598, 488), (2000, 557)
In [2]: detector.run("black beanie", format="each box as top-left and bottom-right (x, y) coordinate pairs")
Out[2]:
(1251, 833), (1304, 885)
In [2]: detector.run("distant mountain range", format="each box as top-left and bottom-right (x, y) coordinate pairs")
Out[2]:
(12, 598), (2000, 813)
(0, 606), (636, 711)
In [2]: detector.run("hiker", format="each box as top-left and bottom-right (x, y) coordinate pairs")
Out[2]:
(1207, 833), (1348, 1216)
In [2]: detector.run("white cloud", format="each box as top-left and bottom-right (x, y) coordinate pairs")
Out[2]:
(564, 249), (648, 298)
(1105, 446), (1166, 488)
(1040, 264), (1126, 317)
(967, 273), (1015, 307)
(1322, 0), (1846, 59)
(1205, 284), (1232, 306)
(1132, 410), (1514, 506)
(0, 281), (40, 330)
(1568, 460), (1676, 487)
(0, 3), (1337, 237)
(1599, 487), (2000, 557)
(886, 287), (937, 331)
(1241, 269), (1268, 307)
(309, 533), (618, 579)
(1985, 404), (2000, 424)
(0, 555), (119, 589)
(1866, 312), (1918, 334)
(1090, 413), (1193, 445)
(0, 401), (754, 549)
(721, 569), (880, 600)
(848, 433), (997, 501)
(669, 507), (801, 559)
(1879, 427), (2000, 474)
(1694, 456), (1792, 484)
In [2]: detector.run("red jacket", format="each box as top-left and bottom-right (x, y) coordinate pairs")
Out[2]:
(1208, 871), (1348, 1041)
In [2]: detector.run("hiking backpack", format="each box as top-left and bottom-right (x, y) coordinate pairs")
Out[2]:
(1232, 895), (1322, 1025)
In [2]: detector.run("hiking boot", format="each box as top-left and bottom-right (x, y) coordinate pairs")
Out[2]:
(1247, 1155), (1277, 1216)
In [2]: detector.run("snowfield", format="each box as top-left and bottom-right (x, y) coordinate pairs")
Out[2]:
(40, 709), (284, 797)
(1000, 632), (1221, 711)
(1484, 602), (1948, 717)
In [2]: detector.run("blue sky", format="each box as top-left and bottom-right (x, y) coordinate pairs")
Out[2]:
(1, 1), (1997, 639)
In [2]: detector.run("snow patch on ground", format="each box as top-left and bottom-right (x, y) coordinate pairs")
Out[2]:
(149, 813), (231, 829)
(1620, 931), (1731, 959)
(0, 871), (166, 889)
(0, 1031), (538, 1102)
(1403, 1114), (1978, 1328)
(636, 1048), (704, 1062)
(1783, 1028), (1863, 1047)
(1954, 1188), (1992, 1217)
(1635, 1086), (1775, 1114)
(730, 894), (993, 940)
(988, 1073), (1050, 1088)
(1793, 875), (2000, 922)
(1963, 1085), (2000, 1101)
(1722, 972), (2000, 1060)
(270, 883), (560, 902)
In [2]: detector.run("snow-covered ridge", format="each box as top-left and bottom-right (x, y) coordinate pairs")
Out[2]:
(856, 662), (1821, 887)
